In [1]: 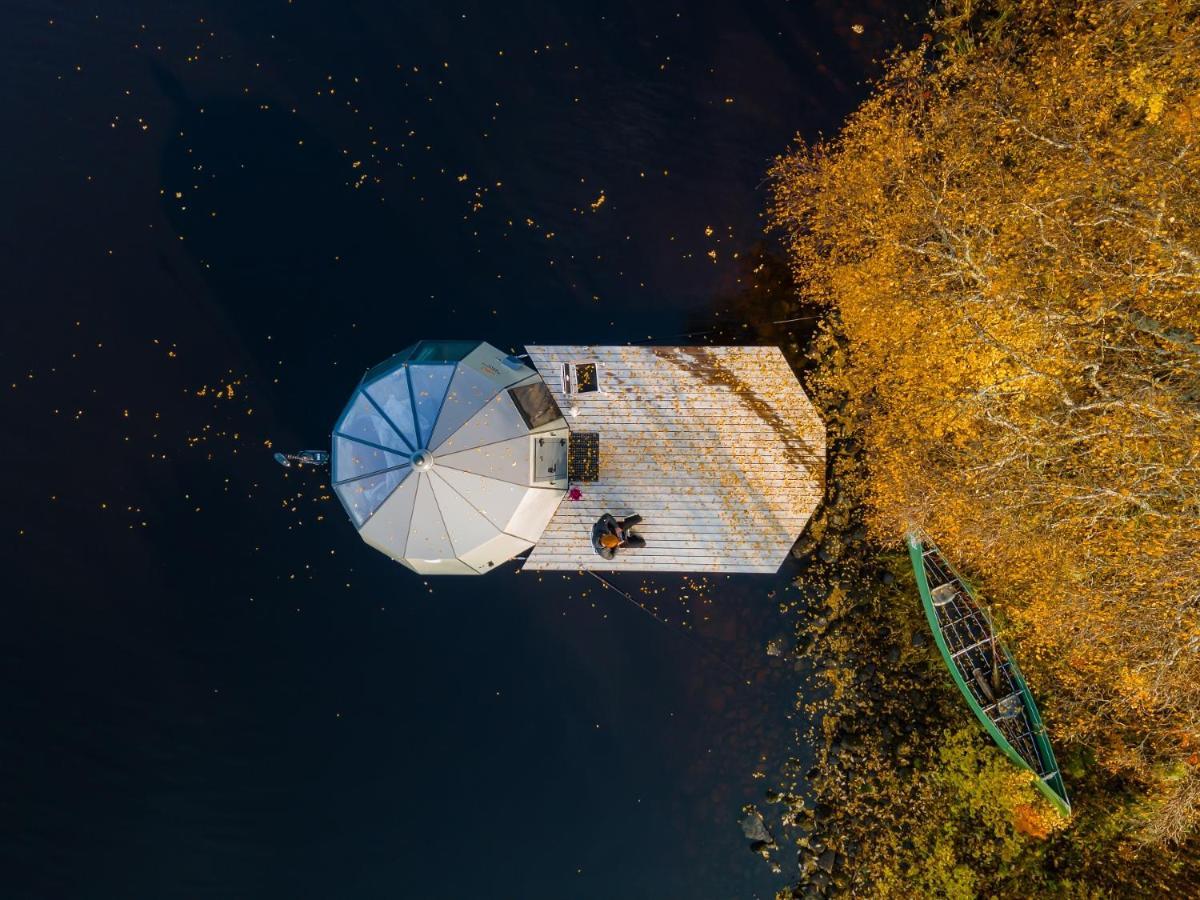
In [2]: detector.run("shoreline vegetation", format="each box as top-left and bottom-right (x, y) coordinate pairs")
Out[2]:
(749, 1), (1200, 895)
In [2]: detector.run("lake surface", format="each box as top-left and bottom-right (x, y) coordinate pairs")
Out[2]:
(2, 2), (916, 897)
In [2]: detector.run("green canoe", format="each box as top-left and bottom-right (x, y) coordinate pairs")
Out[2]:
(907, 532), (1071, 817)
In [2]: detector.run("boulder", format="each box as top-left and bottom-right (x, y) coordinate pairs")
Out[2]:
(817, 848), (837, 874)
(740, 808), (773, 844)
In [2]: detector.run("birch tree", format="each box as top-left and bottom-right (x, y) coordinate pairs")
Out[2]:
(771, 0), (1200, 841)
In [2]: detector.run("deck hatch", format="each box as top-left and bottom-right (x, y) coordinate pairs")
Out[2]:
(533, 435), (568, 482)
(574, 362), (599, 393)
(508, 381), (562, 430)
(561, 361), (602, 395)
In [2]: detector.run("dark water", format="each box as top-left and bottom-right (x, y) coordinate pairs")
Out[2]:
(2, 2), (915, 897)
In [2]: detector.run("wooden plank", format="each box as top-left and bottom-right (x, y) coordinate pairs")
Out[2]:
(521, 345), (824, 573)
(522, 561), (778, 574)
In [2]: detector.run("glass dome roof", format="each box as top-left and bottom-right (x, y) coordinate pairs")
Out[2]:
(331, 341), (568, 575)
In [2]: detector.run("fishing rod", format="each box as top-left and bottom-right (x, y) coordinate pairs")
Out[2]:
(584, 571), (749, 683)
(585, 570), (672, 627)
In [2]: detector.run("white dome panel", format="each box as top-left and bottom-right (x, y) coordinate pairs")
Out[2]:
(428, 471), (507, 558)
(403, 473), (456, 563)
(436, 436), (532, 486)
(358, 471), (420, 558)
(506, 487), (569, 542)
(432, 465), (530, 533)
(432, 382), (537, 455)
(459, 533), (533, 574)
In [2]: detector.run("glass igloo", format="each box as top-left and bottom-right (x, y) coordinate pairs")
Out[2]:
(331, 341), (569, 574)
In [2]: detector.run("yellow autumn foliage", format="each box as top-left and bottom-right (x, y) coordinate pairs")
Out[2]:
(867, 725), (1067, 898)
(772, 0), (1200, 842)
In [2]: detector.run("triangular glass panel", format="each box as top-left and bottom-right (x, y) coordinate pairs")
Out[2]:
(334, 465), (411, 527)
(332, 435), (409, 483)
(408, 340), (478, 363)
(362, 345), (416, 384)
(408, 364), (455, 446)
(358, 472), (421, 559)
(364, 367), (420, 449)
(336, 390), (411, 452)
(429, 364), (505, 450)
(432, 381), (535, 455)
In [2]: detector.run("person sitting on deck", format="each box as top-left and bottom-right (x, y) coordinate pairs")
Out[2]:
(592, 513), (646, 559)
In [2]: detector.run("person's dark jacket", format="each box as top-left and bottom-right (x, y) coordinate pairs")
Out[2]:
(592, 514), (618, 560)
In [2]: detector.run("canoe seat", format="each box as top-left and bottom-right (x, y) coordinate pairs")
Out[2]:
(996, 694), (1024, 720)
(983, 690), (1023, 716)
(930, 583), (958, 606)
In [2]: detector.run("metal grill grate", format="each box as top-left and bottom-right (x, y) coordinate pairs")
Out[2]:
(568, 431), (600, 482)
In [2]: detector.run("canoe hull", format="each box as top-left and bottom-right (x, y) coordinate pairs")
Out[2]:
(907, 533), (1071, 817)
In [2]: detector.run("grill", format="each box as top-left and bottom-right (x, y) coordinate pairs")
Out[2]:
(568, 431), (600, 482)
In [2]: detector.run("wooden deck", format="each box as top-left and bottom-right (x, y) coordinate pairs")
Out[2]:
(521, 345), (825, 573)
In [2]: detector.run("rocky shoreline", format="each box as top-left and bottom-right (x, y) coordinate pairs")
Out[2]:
(738, 326), (965, 897)
(738, 317), (1200, 898)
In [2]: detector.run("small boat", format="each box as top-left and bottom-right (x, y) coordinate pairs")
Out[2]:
(907, 532), (1071, 816)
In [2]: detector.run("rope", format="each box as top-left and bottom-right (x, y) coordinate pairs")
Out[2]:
(585, 570), (671, 627)
(584, 571), (748, 683)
